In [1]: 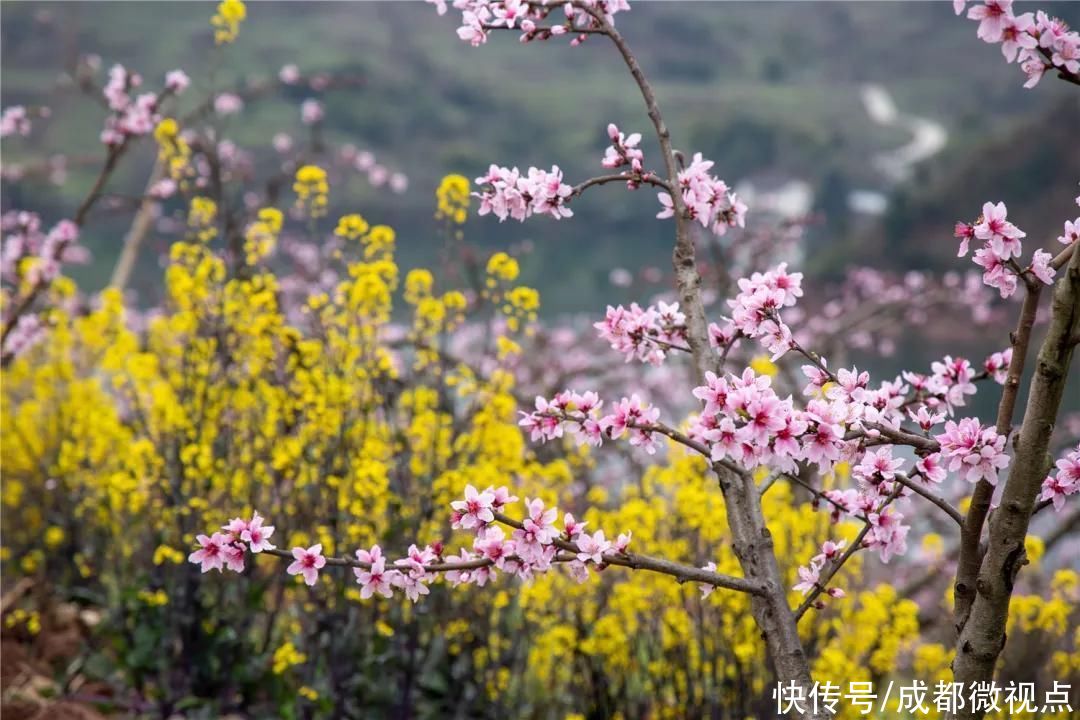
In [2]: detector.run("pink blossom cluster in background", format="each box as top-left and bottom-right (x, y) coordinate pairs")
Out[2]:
(594, 301), (687, 365)
(0, 105), (35, 137)
(0, 212), (84, 288)
(795, 267), (1000, 360)
(99, 65), (188, 146)
(340, 144), (409, 194)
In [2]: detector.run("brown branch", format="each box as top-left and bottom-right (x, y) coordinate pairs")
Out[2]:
(953, 252), (1046, 634)
(951, 240), (1080, 715)
(571, 172), (671, 197)
(1042, 506), (1080, 551)
(787, 335), (836, 383)
(794, 484), (904, 622)
(893, 472), (963, 527)
(251, 512), (765, 596)
(1036, 47), (1080, 88)
(846, 423), (942, 454)
(579, 12), (823, 713)
(1051, 240), (1076, 270)
(586, 10), (717, 382)
(784, 473), (858, 518)
(492, 512), (762, 595)
(110, 160), (165, 289)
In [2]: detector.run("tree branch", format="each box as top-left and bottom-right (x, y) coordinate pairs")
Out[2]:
(571, 172), (671, 197)
(253, 511), (765, 597)
(893, 472), (963, 527)
(950, 239), (1080, 717)
(953, 250), (1046, 633)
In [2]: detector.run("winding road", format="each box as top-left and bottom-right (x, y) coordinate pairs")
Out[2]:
(860, 83), (948, 183)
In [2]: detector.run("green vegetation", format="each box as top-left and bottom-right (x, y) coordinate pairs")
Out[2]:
(3, 1), (1078, 311)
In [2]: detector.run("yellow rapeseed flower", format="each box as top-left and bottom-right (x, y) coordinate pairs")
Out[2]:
(211, 0), (246, 44)
(272, 641), (306, 674)
(154, 118), (192, 183)
(749, 354), (778, 377)
(334, 213), (370, 240)
(436, 173), (470, 224)
(486, 251), (519, 283)
(188, 197), (218, 242)
(293, 165), (329, 218)
(363, 225), (395, 261)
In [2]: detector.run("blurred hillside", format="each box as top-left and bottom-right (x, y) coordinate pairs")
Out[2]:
(2, 1), (1079, 312)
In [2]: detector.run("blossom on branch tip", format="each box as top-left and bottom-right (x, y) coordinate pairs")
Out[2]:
(4, 315), (46, 359)
(928, 355), (977, 410)
(935, 417), (1009, 485)
(955, 222), (976, 257)
(223, 543), (246, 573)
(214, 93), (244, 116)
(188, 532), (229, 573)
(999, 12), (1036, 62)
(983, 348), (1012, 384)
(300, 98), (324, 125)
(563, 512), (586, 538)
(1040, 446), (1079, 512)
(915, 453), (950, 487)
(354, 553), (396, 599)
(602, 394), (661, 453)
(700, 562), (719, 598)
(724, 264), (802, 359)
(514, 498), (559, 557)
(909, 406), (946, 432)
(473, 526), (511, 565)
(287, 544), (326, 586)
(968, 1), (1014, 43)
(1029, 249), (1055, 285)
(438, 0), (631, 46)
(164, 70), (190, 94)
(1018, 49), (1048, 87)
(394, 570), (432, 602)
(1059, 218), (1080, 246)
(474, 164), (573, 222)
(450, 484), (496, 529)
(661, 152), (747, 237)
(853, 447), (904, 486)
(576, 530), (612, 565)
(974, 201), (1025, 260)
(793, 561), (822, 595)
(601, 123), (646, 184)
(866, 508), (909, 563)
(812, 539), (846, 566)
(240, 511), (276, 552)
